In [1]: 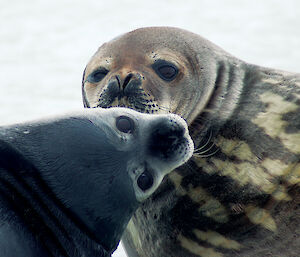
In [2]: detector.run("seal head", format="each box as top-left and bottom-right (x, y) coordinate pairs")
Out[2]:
(0, 107), (193, 256)
(82, 27), (228, 126)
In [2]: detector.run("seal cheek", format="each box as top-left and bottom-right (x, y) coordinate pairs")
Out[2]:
(83, 82), (105, 108)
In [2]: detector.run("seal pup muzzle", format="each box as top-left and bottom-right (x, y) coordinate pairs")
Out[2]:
(0, 107), (193, 257)
(82, 27), (300, 257)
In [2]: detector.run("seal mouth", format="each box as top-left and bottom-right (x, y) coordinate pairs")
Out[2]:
(96, 75), (161, 114)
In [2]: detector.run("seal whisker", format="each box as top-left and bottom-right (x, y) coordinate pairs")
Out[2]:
(193, 147), (219, 158)
(158, 105), (170, 111)
(157, 104), (172, 113)
(194, 130), (213, 152)
(194, 141), (215, 155)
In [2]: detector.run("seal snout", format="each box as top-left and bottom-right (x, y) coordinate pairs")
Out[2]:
(148, 116), (188, 160)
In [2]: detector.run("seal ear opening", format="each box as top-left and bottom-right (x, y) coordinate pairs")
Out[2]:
(82, 67), (90, 108)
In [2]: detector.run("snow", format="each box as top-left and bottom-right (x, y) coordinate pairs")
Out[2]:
(0, 0), (299, 256)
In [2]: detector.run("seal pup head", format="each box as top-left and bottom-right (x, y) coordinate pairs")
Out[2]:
(91, 107), (194, 202)
(1, 107), (193, 254)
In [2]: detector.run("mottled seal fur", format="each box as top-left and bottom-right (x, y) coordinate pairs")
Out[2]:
(82, 27), (300, 257)
(0, 107), (193, 257)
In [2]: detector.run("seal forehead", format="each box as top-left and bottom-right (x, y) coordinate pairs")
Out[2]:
(107, 27), (188, 51)
(93, 27), (203, 63)
(87, 26), (225, 78)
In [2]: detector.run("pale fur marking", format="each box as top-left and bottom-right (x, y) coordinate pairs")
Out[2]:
(179, 234), (224, 257)
(245, 205), (277, 232)
(170, 172), (229, 223)
(252, 92), (300, 154)
(126, 219), (142, 253)
(195, 137), (293, 201)
(193, 229), (242, 250)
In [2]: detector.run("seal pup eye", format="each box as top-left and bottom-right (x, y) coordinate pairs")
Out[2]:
(152, 60), (178, 81)
(116, 116), (134, 133)
(137, 170), (153, 191)
(86, 68), (109, 83)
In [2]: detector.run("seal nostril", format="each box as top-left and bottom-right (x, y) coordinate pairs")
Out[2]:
(123, 73), (133, 89)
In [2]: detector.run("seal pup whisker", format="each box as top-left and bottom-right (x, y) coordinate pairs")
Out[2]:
(194, 130), (213, 153)
(193, 147), (219, 158)
(194, 141), (216, 155)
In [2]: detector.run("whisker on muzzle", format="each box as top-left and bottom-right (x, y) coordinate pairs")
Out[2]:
(194, 130), (213, 153)
(193, 147), (219, 158)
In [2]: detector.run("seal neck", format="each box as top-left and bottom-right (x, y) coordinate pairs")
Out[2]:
(190, 59), (245, 147)
(0, 139), (109, 257)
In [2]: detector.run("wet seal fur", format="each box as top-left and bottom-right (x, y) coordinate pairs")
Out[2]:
(0, 107), (193, 257)
(82, 27), (300, 257)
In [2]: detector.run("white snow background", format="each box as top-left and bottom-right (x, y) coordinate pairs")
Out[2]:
(0, 0), (299, 256)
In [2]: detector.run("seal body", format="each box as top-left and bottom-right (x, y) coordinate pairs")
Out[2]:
(0, 107), (193, 257)
(82, 27), (300, 257)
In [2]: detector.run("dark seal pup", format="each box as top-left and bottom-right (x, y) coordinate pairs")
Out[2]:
(0, 107), (194, 257)
(82, 27), (300, 257)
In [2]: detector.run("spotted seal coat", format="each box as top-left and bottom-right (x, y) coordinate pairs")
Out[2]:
(0, 107), (193, 256)
(82, 27), (300, 257)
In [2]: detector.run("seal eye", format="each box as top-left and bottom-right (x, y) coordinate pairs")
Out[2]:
(137, 171), (153, 191)
(116, 116), (134, 133)
(152, 60), (178, 81)
(86, 68), (109, 83)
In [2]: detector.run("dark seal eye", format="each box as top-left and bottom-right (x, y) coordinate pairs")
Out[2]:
(86, 68), (109, 83)
(137, 171), (153, 191)
(116, 116), (134, 133)
(152, 60), (178, 81)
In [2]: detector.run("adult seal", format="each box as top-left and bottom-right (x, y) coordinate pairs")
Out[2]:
(0, 107), (194, 257)
(82, 27), (300, 257)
